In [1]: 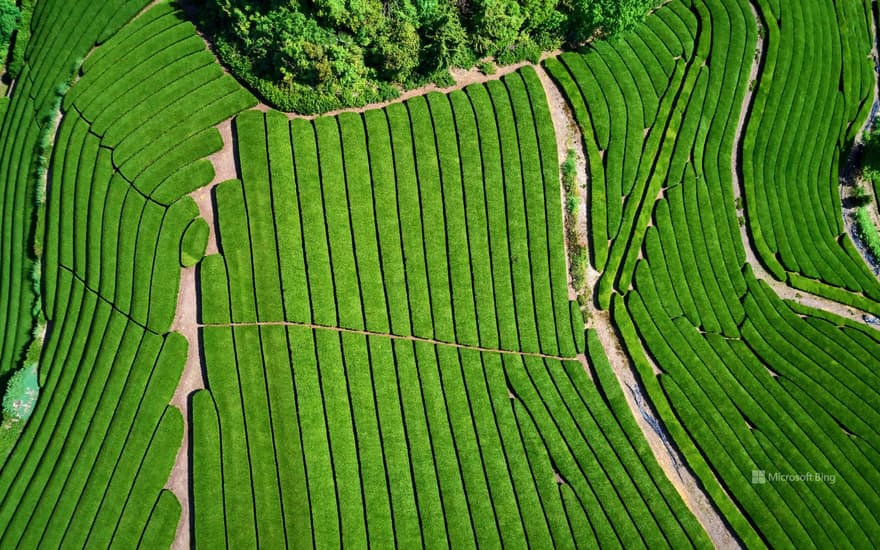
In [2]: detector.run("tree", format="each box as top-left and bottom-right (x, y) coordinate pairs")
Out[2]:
(372, 15), (421, 82)
(467, 0), (524, 55)
(420, 1), (469, 71)
(195, 0), (658, 113)
(0, 0), (19, 58)
(597, 0), (650, 35)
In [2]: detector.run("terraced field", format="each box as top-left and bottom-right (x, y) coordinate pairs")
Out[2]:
(0, 3), (255, 547)
(743, 0), (880, 309)
(190, 82), (713, 547)
(0, 0), (878, 547)
(546, 0), (880, 546)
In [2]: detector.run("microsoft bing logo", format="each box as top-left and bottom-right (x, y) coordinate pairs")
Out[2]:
(751, 470), (766, 484)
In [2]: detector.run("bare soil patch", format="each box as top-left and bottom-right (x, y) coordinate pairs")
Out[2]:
(166, 116), (239, 550)
(533, 64), (589, 300)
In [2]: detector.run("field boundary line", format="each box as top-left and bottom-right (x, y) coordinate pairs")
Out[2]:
(198, 320), (583, 363)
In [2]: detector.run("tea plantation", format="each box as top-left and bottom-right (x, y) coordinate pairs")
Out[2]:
(0, 0), (877, 547)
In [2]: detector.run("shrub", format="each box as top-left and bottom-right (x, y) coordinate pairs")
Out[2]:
(854, 207), (880, 260)
(476, 60), (495, 75)
(180, 218), (210, 267)
(2, 364), (38, 422)
(851, 194), (873, 208)
(559, 148), (586, 291)
(850, 186), (872, 208)
(0, 0), (18, 60)
(562, 149), (577, 187)
(5, 0), (31, 78)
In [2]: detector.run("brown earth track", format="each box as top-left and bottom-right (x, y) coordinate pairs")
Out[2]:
(199, 319), (586, 363)
(536, 43), (741, 550)
(165, 118), (233, 550)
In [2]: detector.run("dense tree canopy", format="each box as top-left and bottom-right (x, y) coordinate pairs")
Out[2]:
(0, 0), (19, 61)
(194, 0), (657, 113)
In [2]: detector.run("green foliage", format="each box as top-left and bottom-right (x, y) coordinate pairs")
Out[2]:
(5, 0), (31, 78)
(476, 60), (495, 75)
(564, 0), (651, 42)
(180, 218), (210, 267)
(560, 148), (586, 290)
(549, 0), (880, 546)
(569, 247), (587, 289)
(740, 0), (879, 293)
(0, 0), (18, 60)
(854, 207), (880, 260)
(863, 124), (880, 184)
(562, 149), (577, 189)
(195, 0), (658, 113)
(2, 364), (38, 422)
(850, 187), (872, 208)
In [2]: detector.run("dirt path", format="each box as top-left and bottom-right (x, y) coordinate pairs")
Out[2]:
(200, 319), (586, 363)
(254, 51), (562, 121)
(199, 118), (236, 254)
(165, 117), (236, 550)
(589, 310), (740, 548)
(164, 265), (199, 550)
(578, 189), (740, 544)
(533, 64), (588, 300)
(730, 5), (765, 273)
(527, 43), (739, 549)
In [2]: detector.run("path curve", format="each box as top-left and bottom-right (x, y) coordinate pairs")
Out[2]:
(532, 44), (739, 548)
(165, 117), (236, 550)
(732, 2), (880, 328)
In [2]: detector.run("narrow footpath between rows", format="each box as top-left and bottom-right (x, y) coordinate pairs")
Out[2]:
(198, 319), (589, 364)
(534, 61), (740, 549)
(730, 3), (880, 328)
(165, 118), (233, 550)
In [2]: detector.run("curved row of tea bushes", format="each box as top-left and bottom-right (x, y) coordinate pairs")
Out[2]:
(0, 2), (255, 545)
(549, 0), (880, 546)
(192, 325), (710, 548)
